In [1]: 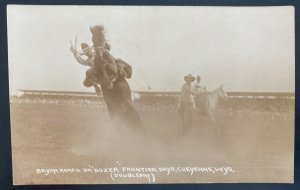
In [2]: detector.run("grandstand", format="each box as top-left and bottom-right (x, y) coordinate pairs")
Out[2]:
(11, 89), (104, 106)
(10, 89), (294, 113)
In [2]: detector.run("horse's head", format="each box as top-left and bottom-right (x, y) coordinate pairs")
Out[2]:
(89, 25), (111, 89)
(90, 25), (106, 58)
(217, 85), (228, 99)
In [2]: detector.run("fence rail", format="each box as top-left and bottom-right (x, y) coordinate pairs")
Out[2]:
(17, 89), (295, 99)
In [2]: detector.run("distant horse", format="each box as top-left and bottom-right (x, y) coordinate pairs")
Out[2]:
(194, 85), (228, 124)
(90, 25), (141, 128)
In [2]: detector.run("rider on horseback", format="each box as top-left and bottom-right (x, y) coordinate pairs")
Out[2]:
(71, 39), (132, 94)
(192, 75), (207, 94)
(70, 42), (102, 95)
(89, 24), (141, 127)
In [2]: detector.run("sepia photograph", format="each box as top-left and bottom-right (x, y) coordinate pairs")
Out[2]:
(7, 5), (295, 184)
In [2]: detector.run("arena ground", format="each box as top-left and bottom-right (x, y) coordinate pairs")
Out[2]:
(10, 103), (294, 184)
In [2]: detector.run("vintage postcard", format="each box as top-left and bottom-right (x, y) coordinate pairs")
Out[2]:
(7, 5), (295, 184)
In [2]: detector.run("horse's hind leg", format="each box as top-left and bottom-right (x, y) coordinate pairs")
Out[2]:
(128, 105), (141, 128)
(197, 108), (205, 121)
(123, 101), (141, 128)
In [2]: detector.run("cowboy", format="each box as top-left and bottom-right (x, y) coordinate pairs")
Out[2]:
(71, 42), (132, 93)
(192, 76), (207, 114)
(70, 42), (102, 95)
(192, 76), (207, 94)
(177, 74), (197, 134)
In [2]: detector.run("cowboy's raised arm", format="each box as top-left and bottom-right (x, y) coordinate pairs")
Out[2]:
(70, 46), (90, 67)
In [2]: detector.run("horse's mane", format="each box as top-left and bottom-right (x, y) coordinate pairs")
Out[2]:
(91, 24), (111, 49)
(212, 85), (223, 92)
(207, 85), (225, 100)
(91, 24), (105, 35)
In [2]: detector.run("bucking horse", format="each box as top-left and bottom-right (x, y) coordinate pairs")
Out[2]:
(90, 25), (141, 128)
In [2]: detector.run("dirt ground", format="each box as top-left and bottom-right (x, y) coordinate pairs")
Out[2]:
(10, 104), (294, 184)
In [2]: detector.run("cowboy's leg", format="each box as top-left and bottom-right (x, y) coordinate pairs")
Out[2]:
(190, 108), (193, 124)
(186, 108), (193, 131)
(183, 107), (189, 134)
(117, 64), (128, 78)
(196, 94), (203, 114)
(177, 101), (185, 129)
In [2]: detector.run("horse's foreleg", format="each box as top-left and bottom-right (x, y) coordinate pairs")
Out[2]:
(196, 108), (205, 121)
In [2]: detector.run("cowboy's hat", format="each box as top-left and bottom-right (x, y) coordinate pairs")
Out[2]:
(184, 74), (195, 82)
(80, 43), (91, 55)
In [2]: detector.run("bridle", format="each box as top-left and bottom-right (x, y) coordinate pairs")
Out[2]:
(93, 44), (107, 59)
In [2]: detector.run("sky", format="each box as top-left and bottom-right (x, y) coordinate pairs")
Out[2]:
(7, 5), (295, 95)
